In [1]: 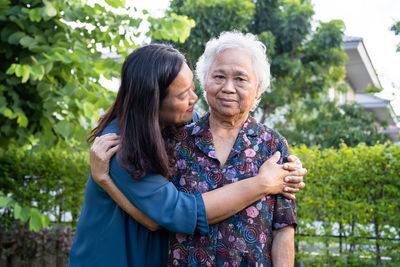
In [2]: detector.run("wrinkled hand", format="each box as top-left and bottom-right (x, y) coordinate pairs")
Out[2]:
(282, 154), (306, 194)
(90, 133), (120, 185)
(257, 152), (307, 200)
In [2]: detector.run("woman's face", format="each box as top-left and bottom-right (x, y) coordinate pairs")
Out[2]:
(205, 48), (259, 118)
(159, 62), (198, 127)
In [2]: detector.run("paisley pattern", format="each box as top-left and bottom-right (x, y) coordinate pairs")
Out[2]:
(168, 113), (297, 267)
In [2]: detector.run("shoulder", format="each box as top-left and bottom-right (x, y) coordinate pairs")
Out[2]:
(99, 119), (119, 136)
(257, 122), (287, 144)
(256, 121), (290, 158)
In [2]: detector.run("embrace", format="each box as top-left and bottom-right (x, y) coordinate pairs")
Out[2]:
(69, 31), (307, 266)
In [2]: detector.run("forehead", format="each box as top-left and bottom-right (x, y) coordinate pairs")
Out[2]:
(210, 48), (254, 74)
(167, 63), (193, 95)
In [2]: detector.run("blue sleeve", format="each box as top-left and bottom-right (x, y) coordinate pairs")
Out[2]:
(109, 155), (209, 235)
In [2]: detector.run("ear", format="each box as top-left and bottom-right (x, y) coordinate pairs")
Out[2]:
(255, 84), (262, 98)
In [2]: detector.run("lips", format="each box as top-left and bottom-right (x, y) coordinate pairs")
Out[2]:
(187, 106), (194, 112)
(219, 98), (237, 105)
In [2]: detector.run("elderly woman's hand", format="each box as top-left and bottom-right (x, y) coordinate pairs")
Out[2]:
(90, 133), (120, 186)
(257, 152), (306, 200)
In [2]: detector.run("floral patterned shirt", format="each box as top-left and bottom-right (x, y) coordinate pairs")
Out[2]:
(168, 113), (297, 267)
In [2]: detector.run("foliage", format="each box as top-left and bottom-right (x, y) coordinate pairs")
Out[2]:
(0, 144), (90, 227)
(165, 0), (256, 67)
(278, 100), (388, 148)
(1, 142), (400, 265)
(0, 191), (49, 232)
(391, 20), (400, 52)
(168, 0), (347, 118)
(293, 143), (400, 266)
(0, 0), (195, 149)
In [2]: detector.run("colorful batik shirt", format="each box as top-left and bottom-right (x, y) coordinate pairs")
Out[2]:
(168, 113), (297, 267)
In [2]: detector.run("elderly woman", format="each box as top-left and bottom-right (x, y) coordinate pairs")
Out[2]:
(87, 35), (304, 266)
(167, 31), (297, 266)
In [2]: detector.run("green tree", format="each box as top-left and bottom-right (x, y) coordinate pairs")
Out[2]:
(0, 0), (194, 149)
(168, 0), (347, 115)
(391, 20), (400, 52)
(163, 0), (256, 67)
(166, 0), (390, 148)
(278, 99), (388, 148)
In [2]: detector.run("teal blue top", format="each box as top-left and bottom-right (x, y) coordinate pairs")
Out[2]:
(69, 115), (208, 267)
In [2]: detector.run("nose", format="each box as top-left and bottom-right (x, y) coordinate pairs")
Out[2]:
(221, 79), (235, 93)
(189, 88), (198, 104)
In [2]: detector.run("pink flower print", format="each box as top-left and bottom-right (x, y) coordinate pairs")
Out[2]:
(260, 132), (271, 142)
(244, 148), (256, 158)
(228, 235), (235, 242)
(259, 232), (267, 244)
(235, 237), (246, 252)
(245, 206), (259, 218)
(208, 150), (217, 159)
(198, 181), (209, 193)
(176, 233), (187, 243)
(173, 249), (181, 259)
(243, 134), (251, 146)
(177, 159), (186, 169)
(179, 178), (186, 186)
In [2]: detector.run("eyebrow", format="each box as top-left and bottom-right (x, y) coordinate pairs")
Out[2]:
(212, 69), (249, 76)
(177, 88), (190, 97)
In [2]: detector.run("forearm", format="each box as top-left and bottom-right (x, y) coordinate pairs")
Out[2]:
(202, 176), (267, 224)
(272, 226), (295, 267)
(98, 178), (161, 231)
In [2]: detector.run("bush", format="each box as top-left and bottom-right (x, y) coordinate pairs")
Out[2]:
(293, 143), (400, 266)
(1, 143), (399, 265)
(0, 145), (89, 227)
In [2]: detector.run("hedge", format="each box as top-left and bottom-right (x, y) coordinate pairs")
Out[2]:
(292, 143), (400, 266)
(1, 143), (399, 265)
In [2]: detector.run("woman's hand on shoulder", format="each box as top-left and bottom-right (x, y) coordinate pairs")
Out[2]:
(90, 133), (120, 186)
(257, 152), (306, 200)
(281, 154), (306, 196)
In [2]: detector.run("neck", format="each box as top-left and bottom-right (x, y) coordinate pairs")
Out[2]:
(209, 111), (248, 132)
(208, 111), (249, 167)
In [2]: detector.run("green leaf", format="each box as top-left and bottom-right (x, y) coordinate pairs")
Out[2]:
(17, 113), (28, 127)
(0, 0), (10, 9)
(29, 8), (41, 22)
(41, 214), (50, 228)
(104, 0), (125, 8)
(29, 209), (42, 232)
(14, 64), (22, 77)
(42, 1), (57, 19)
(19, 36), (37, 48)
(14, 205), (31, 222)
(3, 108), (16, 119)
(30, 64), (45, 78)
(8, 32), (25, 45)
(21, 65), (30, 83)
(13, 204), (21, 218)
(0, 195), (13, 207)
(54, 120), (75, 138)
(5, 63), (16, 75)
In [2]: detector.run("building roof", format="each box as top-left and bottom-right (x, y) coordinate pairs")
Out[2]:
(344, 36), (399, 142)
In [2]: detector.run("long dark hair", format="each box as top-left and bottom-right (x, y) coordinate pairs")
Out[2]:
(88, 44), (186, 180)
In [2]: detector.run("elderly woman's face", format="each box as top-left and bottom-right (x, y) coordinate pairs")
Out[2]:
(205, 48), (258, 118)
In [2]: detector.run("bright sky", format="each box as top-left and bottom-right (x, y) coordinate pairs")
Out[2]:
(116, 0), (400, 115)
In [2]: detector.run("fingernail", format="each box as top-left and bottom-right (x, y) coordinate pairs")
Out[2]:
(285, 177), (289, 182)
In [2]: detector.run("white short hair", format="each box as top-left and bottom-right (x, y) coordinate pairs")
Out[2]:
(196, 31), (270, 111)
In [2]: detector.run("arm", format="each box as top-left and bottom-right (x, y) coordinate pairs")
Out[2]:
(272, 226), (295, 267)
(90, 134), (305, 230)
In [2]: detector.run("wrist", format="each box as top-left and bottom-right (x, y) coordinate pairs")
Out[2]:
(92, 173), (112, 186)
(254, 174), (270, 196)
